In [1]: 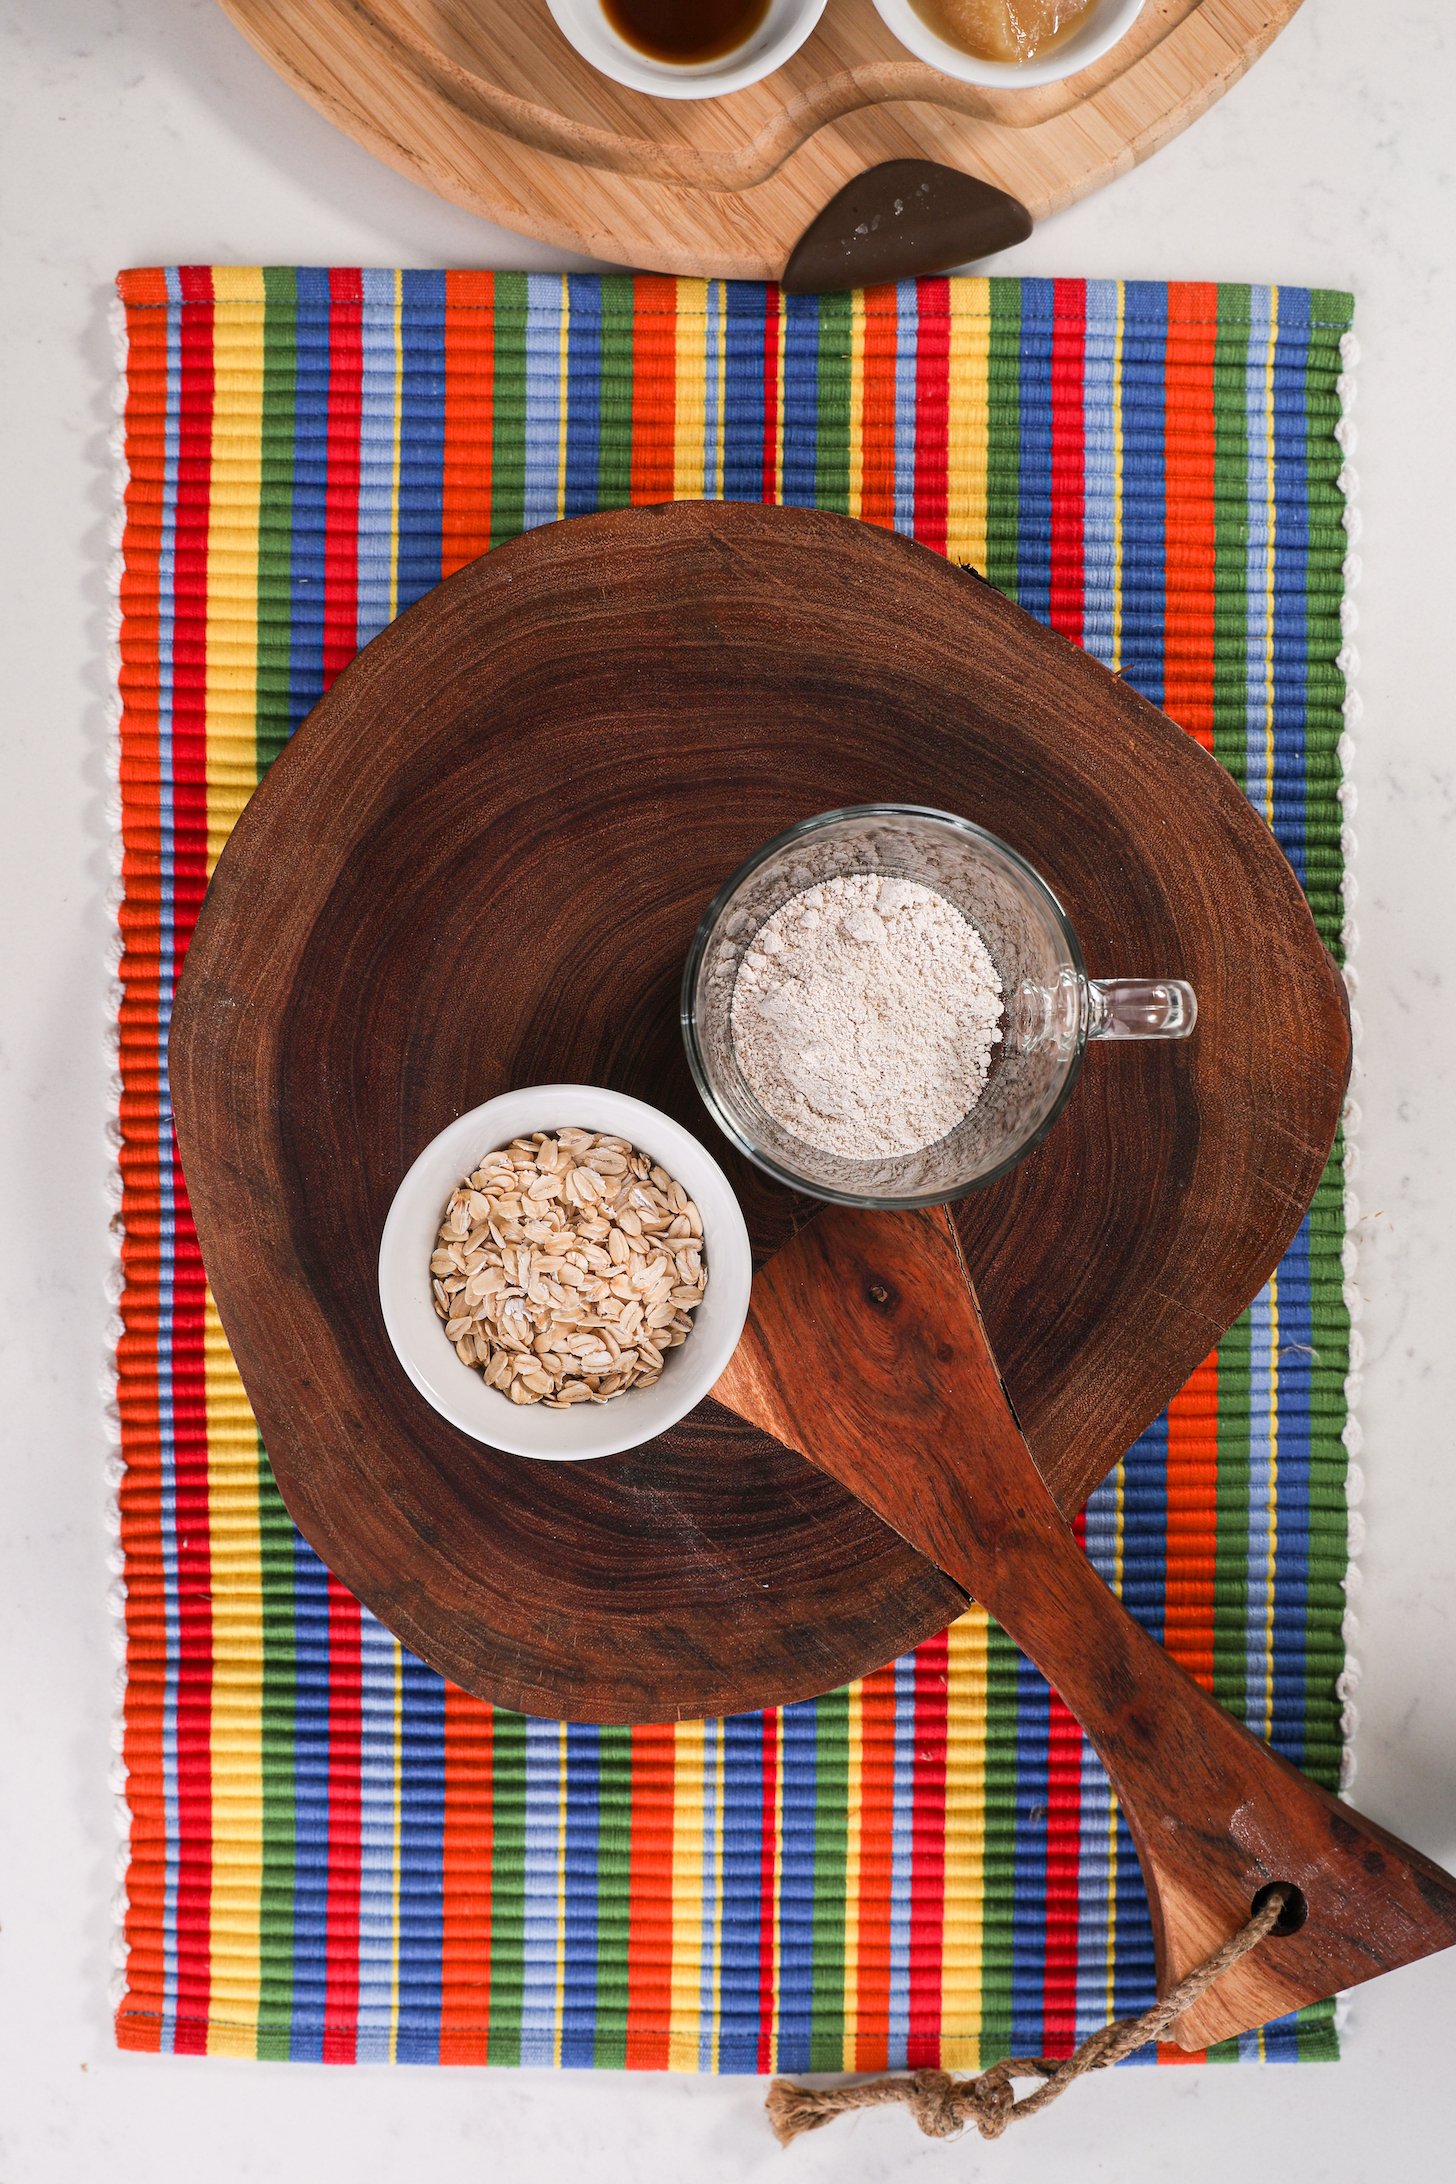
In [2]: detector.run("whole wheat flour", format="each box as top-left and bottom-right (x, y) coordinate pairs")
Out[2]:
(730, 874), (1004, 1160)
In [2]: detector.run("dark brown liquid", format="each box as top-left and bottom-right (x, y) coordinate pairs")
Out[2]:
(603, 0), (772, 64)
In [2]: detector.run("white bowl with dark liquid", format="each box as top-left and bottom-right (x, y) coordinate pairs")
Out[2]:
(546, 0), (827, 100)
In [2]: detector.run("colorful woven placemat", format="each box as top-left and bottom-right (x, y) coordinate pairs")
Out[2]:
(111, 270), (1354, 2070)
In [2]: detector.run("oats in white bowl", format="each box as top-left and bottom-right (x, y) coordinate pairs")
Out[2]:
(430, 1129), (707, 1406)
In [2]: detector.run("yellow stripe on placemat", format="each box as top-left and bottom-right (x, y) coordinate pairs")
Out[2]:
(1110, 280), (1127, 673)
(940, 1608), (989, 2066)
(201, 1283), (265, 2055)
(706, 1718), (726, 2072)
(847, 290), (867, 523)
(669, 1717), (705, 2069)
(553, 1719), (569, 2067)
(204, 266), (267, 877)
(201, 267), (266, 2056)
(390, 267), (405, 624)
(946, 281), (992, 573)
(713, 279), (728, 504)
(772, 302), (787, 507)
(843, 1678), (864, 2062)
(1261, 287), (1280, 829)
(674, 279), (709, 506)
(1105, 1456), (1127, 2017)
(556, 276), (571, 526)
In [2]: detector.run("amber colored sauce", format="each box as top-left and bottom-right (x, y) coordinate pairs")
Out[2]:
(910, 0), (1096, 63)
(603, 0), (772, 65)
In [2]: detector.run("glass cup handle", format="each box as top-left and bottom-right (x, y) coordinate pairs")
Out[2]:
(1086, 978), (1197, 1041)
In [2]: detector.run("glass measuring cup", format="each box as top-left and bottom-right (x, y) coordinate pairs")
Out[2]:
(681, 805), (1195, 1208)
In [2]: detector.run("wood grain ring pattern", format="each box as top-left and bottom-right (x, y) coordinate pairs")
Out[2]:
(169, 502), (1349, 1720)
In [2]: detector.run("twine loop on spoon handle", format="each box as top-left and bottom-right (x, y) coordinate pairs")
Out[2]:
(766, 1884), (1295, 2146)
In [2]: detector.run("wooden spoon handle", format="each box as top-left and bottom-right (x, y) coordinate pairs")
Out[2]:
(714, 1202), (1456, 2045)
(954, 1483), (1456, 2047)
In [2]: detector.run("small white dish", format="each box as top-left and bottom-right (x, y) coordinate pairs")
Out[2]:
(379, 1084), (752, 1462)
(545, 0), (826, 101)
(870, 0), (1145, 88)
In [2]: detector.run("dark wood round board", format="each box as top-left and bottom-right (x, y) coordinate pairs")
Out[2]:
(170, 502), (1350, 1722)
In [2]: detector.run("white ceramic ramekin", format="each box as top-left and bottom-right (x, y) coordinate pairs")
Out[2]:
(870, 0), (1145, 88)
(545, 0), (826, 100)
(379, 1084), (751, 1462)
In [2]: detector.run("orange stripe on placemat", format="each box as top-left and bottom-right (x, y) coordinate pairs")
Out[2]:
(1162, 283), (1219, 752)
(442, 271), (495, 576)
(626, 1722), (675, 2067)
(118, 266), (171, 309)
(1164, 1351), (1220, 1692)
(439, 1686), (492, 2062)
(852, 1659), (898, 2070)
(114, 287), (169, 2053)
(630, 275), (678, 506)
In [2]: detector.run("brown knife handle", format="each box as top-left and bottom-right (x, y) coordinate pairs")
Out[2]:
(932, 1462), (1456, 2048)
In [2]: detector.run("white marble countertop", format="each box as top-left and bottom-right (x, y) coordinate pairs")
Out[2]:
(2, 0), (1454, 2176)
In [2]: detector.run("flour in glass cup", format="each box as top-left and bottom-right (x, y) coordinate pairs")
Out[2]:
(729, 874), (1004, 1160)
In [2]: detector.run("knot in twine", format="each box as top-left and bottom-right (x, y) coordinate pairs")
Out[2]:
(766, 1885), (1293, 2147)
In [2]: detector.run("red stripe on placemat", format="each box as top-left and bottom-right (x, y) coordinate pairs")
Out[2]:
(1159, 1347), (1219, 2070)
(323, 1576), (363, 2061)
(912, 278), (950, 557)
(439, 1687), (492, 2063)
(859, 286), (898, 531)
(1049, 279), (1087, 644)
(323, 268), (363, 687)
(626, 1723), (674, 2068)
(907, 1629), (949, 2065)
(853, 1660), (898, 2070)
(1162, 283), (1219, 752)
(168, 265), (217, 2057)
(442, 271), (494, 576)
(762, 288), (781, 505)
(756, 1711), (779, 2072)
(319, 271), (366, 2062)
(630, 275), (677, 507)
(1043, 1508), (1087, 2056)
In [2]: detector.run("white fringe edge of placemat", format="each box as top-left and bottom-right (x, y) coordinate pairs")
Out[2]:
(1332, 322), (1362, 2048)
(105, 287), (131, 2015)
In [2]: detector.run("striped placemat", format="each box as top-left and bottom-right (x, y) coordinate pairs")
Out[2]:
(111, 271), (1354, 2069)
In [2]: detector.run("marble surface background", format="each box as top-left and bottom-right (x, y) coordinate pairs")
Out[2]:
(2, 1), (1453, 2176)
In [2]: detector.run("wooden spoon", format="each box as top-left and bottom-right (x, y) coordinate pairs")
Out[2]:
(713, 1201), (1456, 2048)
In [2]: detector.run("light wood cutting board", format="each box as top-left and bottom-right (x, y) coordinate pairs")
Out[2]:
(215, 0), (1306, 278)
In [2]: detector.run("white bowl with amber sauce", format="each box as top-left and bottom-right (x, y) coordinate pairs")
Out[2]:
(871, 0), (1145, 87)
(379, 1085), (751, 1462)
